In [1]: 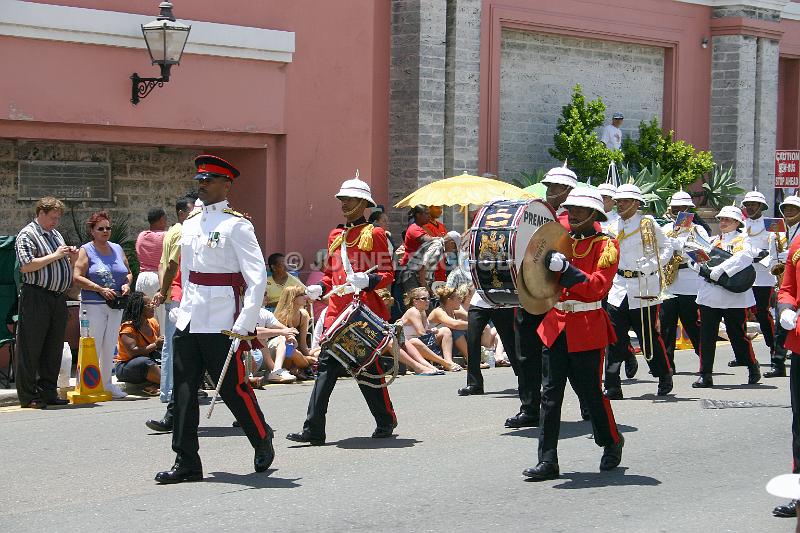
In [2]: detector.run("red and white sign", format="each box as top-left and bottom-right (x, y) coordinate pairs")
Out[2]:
(776, 150), (800, 188)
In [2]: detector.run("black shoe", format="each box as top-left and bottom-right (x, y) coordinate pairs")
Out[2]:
(21, 399), (47, 409)
(254, 425), (275, 472)
(45, 398), (69, 406)
(657, 374), (673, 396)
(600, 435), (624, 471)
(728, 360), (745, 367)
(522, 461), (559, 481)
(505, 412), (540, 428)
(146, 416), (173, 432)
(773, 499), (799, 518)
(232, 420), (241, 428)
(624, 356), (639, 379)
(748, 365), (762, 385)
(197, 389), (208, 398)
(764, 365), (787, 378)
(457, 385), (484, 396)
(604, 388), (623, 400)
(692, 374), (713, 388)
(372, 426), (395, 438)
(154, 464), (203, 484)
(580, 406), (591, 421)
(286, 431), (325, 446)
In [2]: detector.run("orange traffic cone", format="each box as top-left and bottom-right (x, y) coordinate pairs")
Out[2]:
(67, 337), (112, 404)
(675, 320), (693, 351)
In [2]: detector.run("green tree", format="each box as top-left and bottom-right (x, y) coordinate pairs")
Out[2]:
(621, 118), (714, 188)
(549, 84), (623, 183)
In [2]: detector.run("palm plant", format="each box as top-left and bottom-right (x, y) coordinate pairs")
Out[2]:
(619, 163), (676, 215)
(512, 168), (547, 189)
(701, 165), (745, 209)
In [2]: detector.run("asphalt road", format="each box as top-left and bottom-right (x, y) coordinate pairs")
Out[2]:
(0, 344), (795, 532)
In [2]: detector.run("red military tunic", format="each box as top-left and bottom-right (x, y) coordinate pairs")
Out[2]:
(778, 238), (800, 353)
(537, 233), (620, 352)
(321, 218), (394, 329)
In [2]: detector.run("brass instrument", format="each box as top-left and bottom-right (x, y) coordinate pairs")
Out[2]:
(662, 225), (683, 286)
(636, 217), (668, 363)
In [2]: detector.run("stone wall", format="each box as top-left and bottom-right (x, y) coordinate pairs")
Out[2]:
(498, 29), (665, 181)
(0, 139), (196, 243)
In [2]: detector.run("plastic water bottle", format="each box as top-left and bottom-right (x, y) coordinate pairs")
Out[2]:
(80, 310), (90, 338)
(487, 349), (496, 368)
(285, 341), (296, 358)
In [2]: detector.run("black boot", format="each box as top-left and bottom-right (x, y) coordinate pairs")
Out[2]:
(155, 461), (203, 484)
(254, 425), (275, 472)
(624, 355), (639, 379)
(600, 434), (625, 471)
(773, 499), (799, 518)
(286, 431), (325, 446)
(692, 374), (713, 388)
(522, 461), (559, 481)
(748, 364), (762, 385)
(146, 403), (174, 432)
(505, 411), (540, 428)
(604, 363), (623, 400)
(764, 361), (787, 378)
(657, 374), (673, 396)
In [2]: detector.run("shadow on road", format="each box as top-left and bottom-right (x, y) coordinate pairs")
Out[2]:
(549, 467), (661, 489)
(503, 422), (638, 440)
(334, 437), (421, 449)
(198, 426), (247, 438)
(205, 471), (302, 490)
(623, 393), (700, 403)
(713, 383), (778, 390)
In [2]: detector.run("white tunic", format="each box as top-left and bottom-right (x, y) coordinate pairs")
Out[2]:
(695, 230), (755, 309)
(661, 221), (709, 296)
(744, 216), (776, 287)
(600, 210), (620, 235)
(175, 199), (267, 334)
(766, 222), (800, 270)
(607, 213), (672, 310)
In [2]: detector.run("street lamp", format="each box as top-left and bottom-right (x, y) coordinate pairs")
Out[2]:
(130, 2), (191, 105)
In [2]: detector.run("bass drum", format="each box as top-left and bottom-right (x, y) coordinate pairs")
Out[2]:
(467, 199), (556, 307)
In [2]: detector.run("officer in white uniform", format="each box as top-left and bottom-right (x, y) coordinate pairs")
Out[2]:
(605, 184), (674, 398)
(765, 195), (800, 377)
(155, 155), (274, 484)
(659, 191), (709, 370)
(741, 190), (782, 367)
(597, 182), (619, 234)
(691, 205), (759, 387)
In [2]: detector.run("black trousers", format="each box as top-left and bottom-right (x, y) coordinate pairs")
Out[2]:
(698, 305), (756, 375)
(539, 332), (621, 463)
(607, 296), (671, 378)
(465, 306), (517, 390)
(752, 286), (778, 351)
(660, 294), (701, 366)
(513, 308), (544, 416)
(172, 327), (268, 468)
(15, 284), (67, 405)
(791, 354), (800, 474)
(302, 350), (396, 439)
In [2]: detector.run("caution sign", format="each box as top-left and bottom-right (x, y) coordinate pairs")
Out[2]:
(776, 150), (800, 188)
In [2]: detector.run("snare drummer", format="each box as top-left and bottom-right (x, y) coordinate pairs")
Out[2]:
(287, 173), (397, 445)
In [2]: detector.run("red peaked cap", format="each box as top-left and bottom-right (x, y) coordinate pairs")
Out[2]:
(193, 154), (240, 180)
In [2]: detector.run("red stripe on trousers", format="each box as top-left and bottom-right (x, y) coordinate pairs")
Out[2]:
(654, 304), (672, 373)
(234, 348), (267, 440)
(372, 357), (397, 424)
(598, 351), (620, 443)
(739, 316), (757, 364)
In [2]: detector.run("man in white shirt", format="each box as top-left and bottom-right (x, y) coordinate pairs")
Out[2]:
(599, 112), (624, 151)
(742, 190), (783, 369)
(605, 184), (674, 398)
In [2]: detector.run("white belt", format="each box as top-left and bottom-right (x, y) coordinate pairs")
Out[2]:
(555, 300), (603, 313)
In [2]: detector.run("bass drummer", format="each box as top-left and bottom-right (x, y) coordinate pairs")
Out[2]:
(691, 205), (760, 388)
(287, 173), (397, 445)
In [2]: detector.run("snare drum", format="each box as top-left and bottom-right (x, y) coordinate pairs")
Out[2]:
(320, 299), (394, 376)
(468, 199), (555, 307)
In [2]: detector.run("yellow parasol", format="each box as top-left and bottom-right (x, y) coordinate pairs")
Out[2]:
(394, 172), (536, 228)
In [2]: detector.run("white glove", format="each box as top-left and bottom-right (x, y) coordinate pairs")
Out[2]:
(548, 252), (568, 273)
(687, 260), (701, 273)
(709, 265), (725, 281)
(347, 271), (371, 290)
(781, 308), (798, 331)
(306, 285), (323, 301)
(671, 239), (684, 253)
(779, 251), (788, 262)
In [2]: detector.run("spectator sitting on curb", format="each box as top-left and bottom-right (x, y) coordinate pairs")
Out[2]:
(245, 307), (300, 388)
(272, 285), (317, 381)
(265, 252), (305, 309)
(400, 287), (462, 372)
(376, 289), (442, 376)
(115, 291), (162, 396)
(428, 285), (468, 359)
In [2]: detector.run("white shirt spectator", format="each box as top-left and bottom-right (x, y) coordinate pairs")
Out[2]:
(600, 124), (623, 150)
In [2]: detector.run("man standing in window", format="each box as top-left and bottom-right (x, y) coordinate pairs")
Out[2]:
(15, 197), (78, 409)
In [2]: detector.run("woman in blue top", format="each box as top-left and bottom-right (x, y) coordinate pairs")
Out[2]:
(73, 211), (133, 399)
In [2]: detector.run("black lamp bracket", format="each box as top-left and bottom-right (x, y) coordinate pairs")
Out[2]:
(130, 64), (172, 105)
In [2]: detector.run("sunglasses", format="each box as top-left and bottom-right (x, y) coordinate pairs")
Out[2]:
(414, 296), (430, 301)
(94, 226), (112, 232)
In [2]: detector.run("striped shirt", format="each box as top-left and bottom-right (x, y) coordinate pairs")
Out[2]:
(15, 220), (72, 293)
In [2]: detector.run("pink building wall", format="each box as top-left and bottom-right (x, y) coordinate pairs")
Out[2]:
(0, 0), (391, 270)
